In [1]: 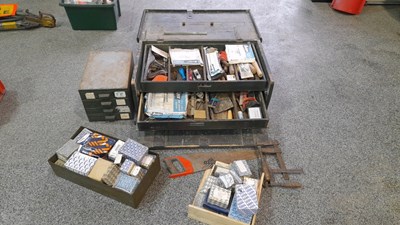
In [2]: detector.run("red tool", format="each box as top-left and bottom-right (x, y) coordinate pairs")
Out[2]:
(163, 149), (259, 178)
(0, 80), (5, 102)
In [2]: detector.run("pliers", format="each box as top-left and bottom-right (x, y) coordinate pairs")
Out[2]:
(0, 9), (56, 31)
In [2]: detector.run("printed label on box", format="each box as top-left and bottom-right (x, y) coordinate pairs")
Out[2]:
(120, 113), (130, 119)
(114, 91), (126, 98)
(116, 106), (131, 113)
(248, 107), (262, 119)
(85, 92), (95, 99)
(108, 140), (125, 160)
(226, 75), (236, 81)
(116, 99), (126, 106)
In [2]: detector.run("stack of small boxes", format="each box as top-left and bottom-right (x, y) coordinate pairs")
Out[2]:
(55, 128), (156, 195)
(79, 51), (134, 121)
(192, 160), (260, 224)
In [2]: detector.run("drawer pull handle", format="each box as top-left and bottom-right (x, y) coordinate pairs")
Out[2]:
(101, 102), (112, 106)
(105, 116), (115, 120)
(99, 94), (110, 98)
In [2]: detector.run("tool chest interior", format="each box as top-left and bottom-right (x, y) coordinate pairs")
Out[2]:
(132, 9), (274, 131)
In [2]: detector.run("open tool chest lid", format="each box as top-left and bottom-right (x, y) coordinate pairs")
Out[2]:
(137, 9), (262, 42)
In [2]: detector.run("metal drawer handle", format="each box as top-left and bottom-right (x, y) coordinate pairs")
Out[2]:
(105, 116), (115, 120)
(101, 101), (112, 106)
(99, 93), (110, 98)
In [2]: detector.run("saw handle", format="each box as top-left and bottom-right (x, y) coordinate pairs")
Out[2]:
(163, 156), (194, 178)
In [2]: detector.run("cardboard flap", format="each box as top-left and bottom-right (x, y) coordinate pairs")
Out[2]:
(137, 9), (262, 42)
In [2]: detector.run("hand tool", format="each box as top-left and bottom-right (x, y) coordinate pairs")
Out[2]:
(164, 149), (259, 178)
(0, 9), (56, 31)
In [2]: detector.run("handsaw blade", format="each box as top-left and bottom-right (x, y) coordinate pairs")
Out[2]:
(163, 150), (258, 178)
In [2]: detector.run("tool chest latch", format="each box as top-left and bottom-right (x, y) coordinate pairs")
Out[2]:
(187, 10), (193, 19)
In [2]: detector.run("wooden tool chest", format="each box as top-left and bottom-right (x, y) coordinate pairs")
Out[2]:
(132, 10), (274, 131)
(79, 51), (134, 121)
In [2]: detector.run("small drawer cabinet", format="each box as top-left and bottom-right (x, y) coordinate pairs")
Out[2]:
(79, 51), (134, 122)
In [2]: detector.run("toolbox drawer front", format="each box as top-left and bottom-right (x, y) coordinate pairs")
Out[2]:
(84, 105), (132, 114)
(136, 41), (272, 93)
(86, 112), (132, 122)
(82, 98), (130, 109)
(136, 92), (269, 131)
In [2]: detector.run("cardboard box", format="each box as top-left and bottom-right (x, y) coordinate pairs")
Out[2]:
(48, 127), (160, 208)
(188, 161), (264, 225)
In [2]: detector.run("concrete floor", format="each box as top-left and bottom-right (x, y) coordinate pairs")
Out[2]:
(0, 0), (399, 225)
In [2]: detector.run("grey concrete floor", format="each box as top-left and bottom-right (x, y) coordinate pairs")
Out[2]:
(0, 0), (399, 225)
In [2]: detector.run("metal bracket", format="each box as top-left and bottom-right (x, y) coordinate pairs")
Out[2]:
(256, 141), (304, 189)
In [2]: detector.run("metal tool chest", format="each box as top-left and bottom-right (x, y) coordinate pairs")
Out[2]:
(131, 10), (274, 131)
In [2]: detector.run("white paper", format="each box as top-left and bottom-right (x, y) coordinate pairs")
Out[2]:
(225, 44), (256, 64)
(170, 48), (204, 66)
(145, 93), (188, 119)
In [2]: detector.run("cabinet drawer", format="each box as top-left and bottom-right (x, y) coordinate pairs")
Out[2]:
(84, 105), (132, 114)
(87, 112), (132, 122)
(136, 42), (272, 93)
(82, 98), (130, 109)
(136, 91), (269, 131)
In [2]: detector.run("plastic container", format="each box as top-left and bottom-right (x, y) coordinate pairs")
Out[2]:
(60, 0), (121, 30)
(331, 0), (367, 15)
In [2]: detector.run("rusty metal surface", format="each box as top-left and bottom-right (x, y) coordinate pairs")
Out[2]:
(80, 51), (132, 90)
(137, 129), (267, 148)
(256, 140), (303, 189)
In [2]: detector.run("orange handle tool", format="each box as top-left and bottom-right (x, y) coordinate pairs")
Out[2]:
(163, 156), (194, 178)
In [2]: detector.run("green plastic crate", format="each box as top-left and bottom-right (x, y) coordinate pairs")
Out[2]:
(60, 0), (121, 30)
